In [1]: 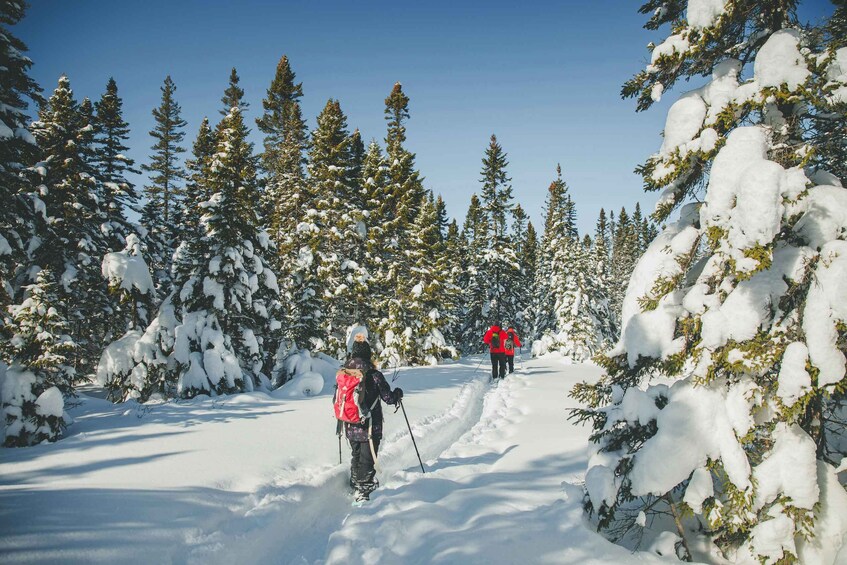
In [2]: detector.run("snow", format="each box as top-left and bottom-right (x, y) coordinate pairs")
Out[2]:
(683, 467), (714, 514)
(825, 47), (847, 104)
(101, 236), (154, 295)
(687, 0), (725, 30)
(803, 240), (847, 387)
(0, 358), (674, 564)
(34, 387), (63, 418)
(660, 93), (706, 154)
(630, 379), (752, 497)
(793, 185), (847, 250)
(754, 29), (810, 90)
(777, 342), (811, 405)
(753, 423), (819, 511)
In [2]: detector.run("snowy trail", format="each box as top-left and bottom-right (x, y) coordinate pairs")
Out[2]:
(1, 356), (670, 564)
(187, 366), (495, 564)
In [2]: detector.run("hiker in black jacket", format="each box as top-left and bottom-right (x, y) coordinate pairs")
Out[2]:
(342, 336), (403, 502)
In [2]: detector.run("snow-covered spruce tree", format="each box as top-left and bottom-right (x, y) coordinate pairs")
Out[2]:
(141, 76), (186, 295)
(97, 233), (155, 400)
(477, 135), (522, 325)
(375, 83), (428, 361)
(533, 168), (614, 360)
(458, 193), (489, 352)
(181, 117), (216, 238)
(361, 139), (392, 328)
(221, 67), (249, 116)
(104, 105), (284, 401)
(93, 78), (154, 338)
(170, 105), (282, 397)
(572, 2), (847, 563)
(28, 77), (114, 378)
(608, 206), (639, 320)
(442, 219), (466, 348)
(2, 267), (71, 446)
(304, 99), (367, 356)
(531, 168), (570, 341)
(256, 55), (309, 256)
(0, 0), (41, 320)
(383, 193), (458, 365)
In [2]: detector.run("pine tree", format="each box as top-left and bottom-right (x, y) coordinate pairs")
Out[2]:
(574, 3), (847, 562)
(376, 83), (427, 360)
(383, 193), (457, 364)
(303, 99), (365, 355)
(221, 67), (249, 116)
(28, 76), (112, 377)
(93, 78), (153, 342)
(533, 169), (614, 360)
(181, 117), (216, 238)
(2, 268), (71, 446)
(361, 139), (391, 328)
(458, 193), (489, 351)
(609, 206), (638, 319)
(256, 55), (308, 245)
(128, 106), (283, 399)
(0, 0), (41, 329)
(477, 135), (521, 329)
(442, 219), (465, 347)
(141, 76), (186, 293)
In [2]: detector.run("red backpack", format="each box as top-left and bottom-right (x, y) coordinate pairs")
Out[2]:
(333, 368), (378, 424)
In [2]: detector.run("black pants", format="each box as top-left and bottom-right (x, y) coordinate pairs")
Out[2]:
(350, 438), (381, 494)
(490, 352), (507, 380)
(506, 354), (515, 373)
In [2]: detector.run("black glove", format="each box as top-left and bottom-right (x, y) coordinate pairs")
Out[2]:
(394, 387), (404, 401)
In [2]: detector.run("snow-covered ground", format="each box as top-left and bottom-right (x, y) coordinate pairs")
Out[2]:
(1, 356), (670, 564)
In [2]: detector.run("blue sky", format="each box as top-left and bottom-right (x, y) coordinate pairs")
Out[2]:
(16, 0), (834, 236)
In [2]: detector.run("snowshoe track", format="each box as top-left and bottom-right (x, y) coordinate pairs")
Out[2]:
(186, 366), (510, 564)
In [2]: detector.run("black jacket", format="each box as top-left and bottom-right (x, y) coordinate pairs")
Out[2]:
(342, 356), (400, 442)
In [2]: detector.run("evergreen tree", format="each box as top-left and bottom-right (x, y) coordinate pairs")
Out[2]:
(221, 67), (249, 116)
(255, 56), (311, 349)
(256, 55), (308, 244)
(304, 99), (366, 355)
(0, 0), (41, 329)
(94, 78), (140, 217)
(181, 117), (216, 238)
(376, 83), (427, 360)
(361, 139), (391, 328)
(126, 106), (283, 399)
(141, 76), (186, 293)
(533, 169), (614, 360)
(574, 3), (847, 562)
(442, 218), (465, 347)
(93, 78), (152, 341)
(477, 135), (521, 328)
(383, 193), (456, 364)
(609, 206), (638, 319)
(2, 268), (71, 446)
(27, 77), (111, 377)
(458, 193), (489, 351)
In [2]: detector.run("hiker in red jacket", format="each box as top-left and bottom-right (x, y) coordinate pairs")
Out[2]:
(483, 321), (507, 380)
(503, 325), (522, 374)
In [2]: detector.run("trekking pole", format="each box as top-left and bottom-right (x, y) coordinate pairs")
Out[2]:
(398, 399), (425, 473)
(472, 355), (486, 375)
(336, 420), (343, 464)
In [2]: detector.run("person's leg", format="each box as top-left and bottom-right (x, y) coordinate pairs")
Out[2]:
(498, 353), (507, 379)
(359, 438), (381, 498)
(350, 441), (362, 490)
(489, 352), (497, 380)
(506, 354), (514, 373)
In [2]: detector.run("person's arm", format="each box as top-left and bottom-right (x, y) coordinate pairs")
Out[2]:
(482, 327), (492, 345)
(371, 369), (402, 405)
(514, 333), (522, 347)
